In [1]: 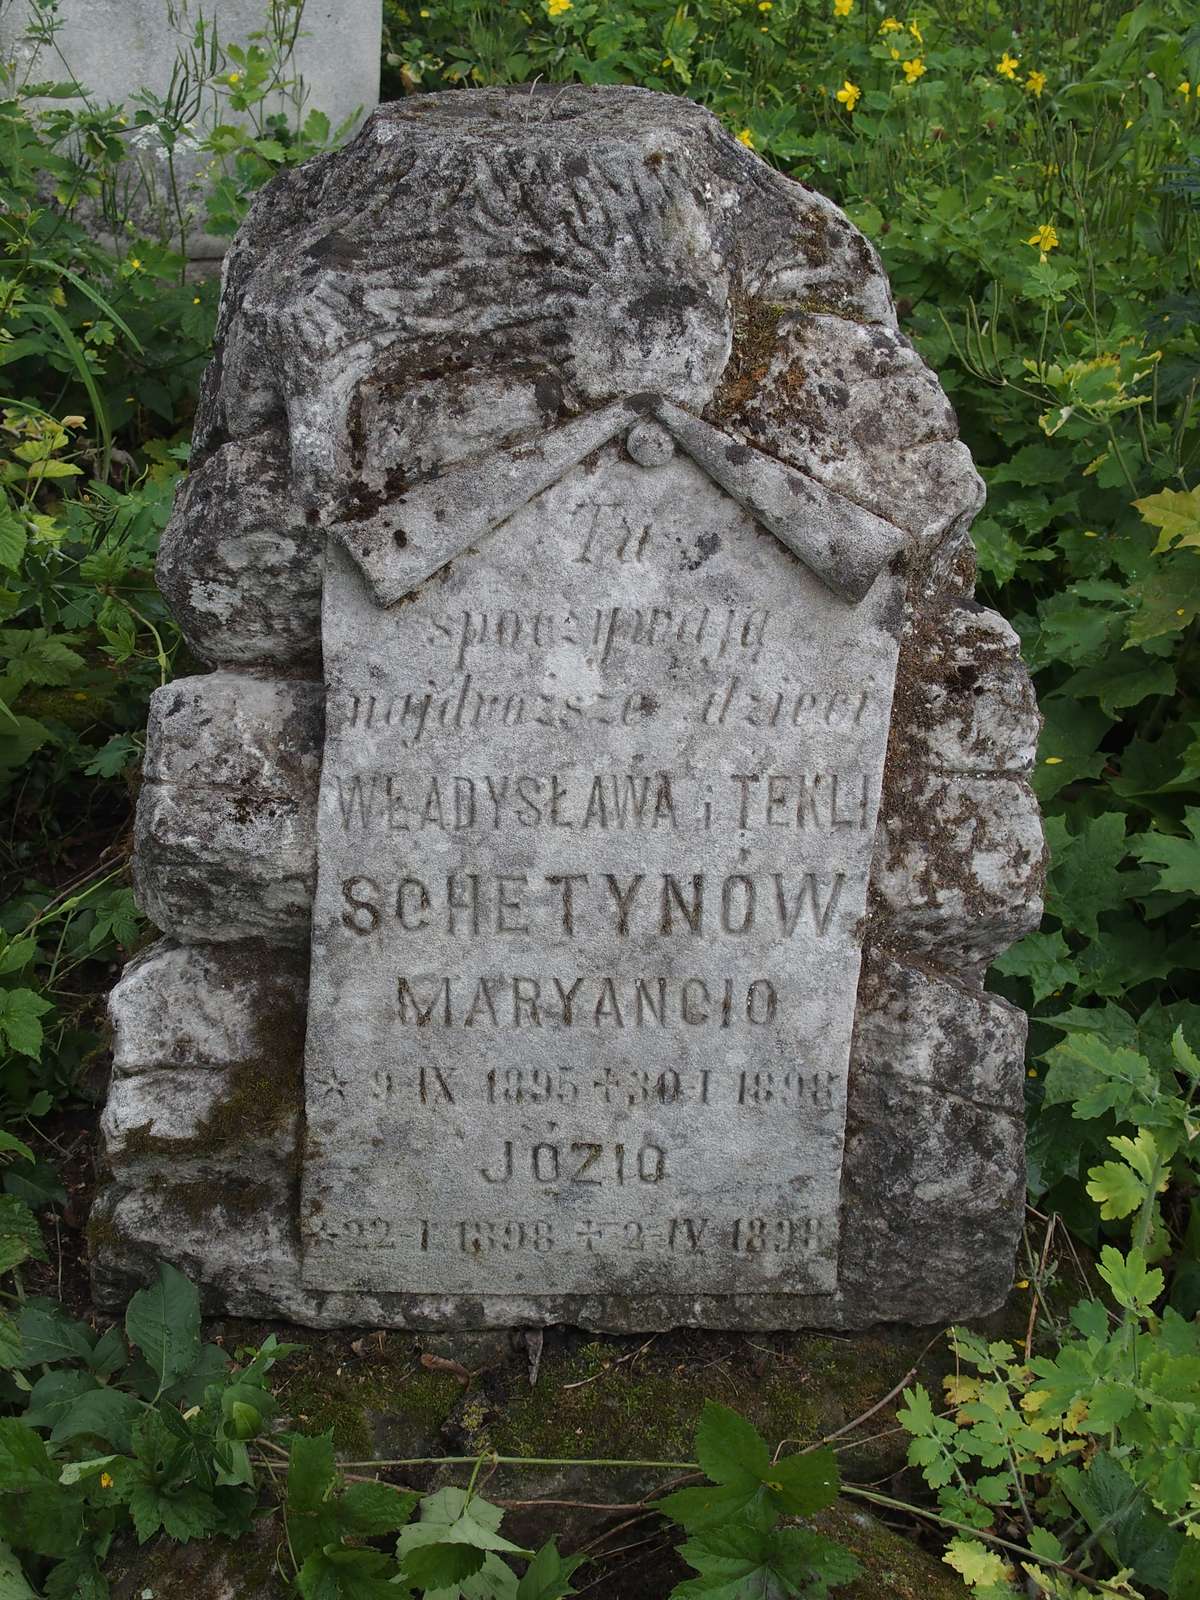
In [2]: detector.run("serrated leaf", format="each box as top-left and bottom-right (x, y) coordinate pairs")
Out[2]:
(1134, 486), (1200, 553)
(1135, 809), (1200, 895)
(124, 1262), (200, 1393)
(287, 1429), (337, 1514)
(762, 1447), (840, 1515)
(695, 1401), (771, 1487)
(992, 928), (1077, 1004)
(339, 1479), (418, 1535)
(400, 1541), (487, 1589)
(1041, 1032), (1158, 1120)
(1045, 810), (1129, 939)
(0, 990), (52, 1060)
(658, 1480), (758, 1532)
(515, 1539), (585, 1600)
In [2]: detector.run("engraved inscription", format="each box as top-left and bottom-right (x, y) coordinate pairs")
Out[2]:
(302, 449), (904, 1299)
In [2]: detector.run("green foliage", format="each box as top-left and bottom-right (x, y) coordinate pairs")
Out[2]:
(0, 1261), (298, 1598)
(659, 1404), (857, 1598)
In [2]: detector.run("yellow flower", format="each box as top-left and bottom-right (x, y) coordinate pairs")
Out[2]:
(128, 257), (142, 271)
(1043, 754), (1063, 765)
(1178, 81), (1191, 99)
(546, 0), (571, 14)
(836, 79), (861, 110)
(833, 0), (853, 16)
(907, 18), (922, 43)
(758, 1), (773, 9)
(99, 1472), (113, 1488)
(902, 57), (926, 83)
(997, 51), (1020, 79)
(1025, 69), (1046, 96)
(1027, 222), (1059, 253)
(192, 296), (201, 304)
(880, 15), (903, 29)
(736, 128), (755, 147)
(226, 72), (241, 86)
(890, 47), (900, 58)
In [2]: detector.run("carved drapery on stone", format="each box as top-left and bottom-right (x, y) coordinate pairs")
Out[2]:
(97, 86), (1044, 1330)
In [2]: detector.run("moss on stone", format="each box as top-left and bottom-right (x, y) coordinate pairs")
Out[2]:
(707, 294), (786, 422)
(814, 1502), (970, 1598)
(276, 1334), (462, 1457)
(488, 1328), (938, 1482)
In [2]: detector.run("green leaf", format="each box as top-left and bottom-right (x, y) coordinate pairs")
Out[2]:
(57, 1455), (117, 1486)
(0, 509), (27, 576)
(1032, 698), (1113, 801)
(17, 1304), (92, 1366)
(0, 1200), (44, 1276)
(22, 1368), (99, 1430)
(0, 943), (35, 981)
(1097, 1245), (1164, 1313)
(762, 1448), (840, 1516)
(0, 990), (52, 1060)
(1041, 1032), (1158, 1120)
(0, 1421), (53, 1490)
(49, 1386), (143, 1453)
(1044, 811), (1129, 940)
(515, 1540), (585, 1600)
(695, 1401), (771, 1487)
(1134, 486), (1200, 553)
(339, 1479), (418, 1536)
(400, 1542), (487, 1589)
(658, 1480), (760, 1533)
(992, 929), (1077, 1004)
(0, 1539), (36, 1599)
(943, 1537), (1010, 1588)
(1134, 809), (1200, 895)
(287, 1429), (337, 1515)
(1085, 1160), (1146, 1220)
(124, 1262), (201, 1392)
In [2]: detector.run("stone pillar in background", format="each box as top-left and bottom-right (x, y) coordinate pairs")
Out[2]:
(0, 0), (381, 262)
(94, 86), (1046, 1331)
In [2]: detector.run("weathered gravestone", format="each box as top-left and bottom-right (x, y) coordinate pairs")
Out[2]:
(94, 86), (1046, 1330)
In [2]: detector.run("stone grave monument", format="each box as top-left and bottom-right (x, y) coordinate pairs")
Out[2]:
(93, 86), (1046, 1330)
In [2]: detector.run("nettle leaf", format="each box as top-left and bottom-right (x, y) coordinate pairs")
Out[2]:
(124, 1262), (200, 1392)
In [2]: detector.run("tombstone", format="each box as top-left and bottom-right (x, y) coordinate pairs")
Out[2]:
(94, 87), (1046, 1330)
(0, 0), (381, 262)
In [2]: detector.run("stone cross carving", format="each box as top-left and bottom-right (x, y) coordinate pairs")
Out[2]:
(96, 87), (1045, 1330)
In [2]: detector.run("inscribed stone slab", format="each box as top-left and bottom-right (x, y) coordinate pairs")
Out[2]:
(301, 444), (903, 1302)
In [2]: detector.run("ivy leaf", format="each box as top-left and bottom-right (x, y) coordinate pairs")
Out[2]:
(124, 1263), (201, 1393)
(1097, 1246), (1164, 1313)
